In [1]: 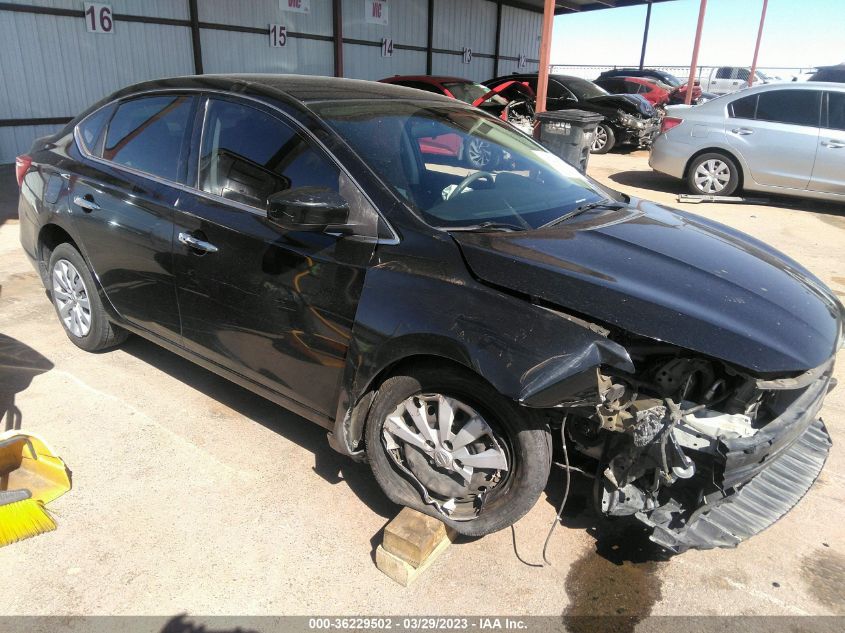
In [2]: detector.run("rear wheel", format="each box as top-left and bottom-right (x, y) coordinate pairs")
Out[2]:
(590, 123), (616, 154)
(365, 364), (551, 536)
(686, 152), (740, 196)
(48, 244), (127, 352)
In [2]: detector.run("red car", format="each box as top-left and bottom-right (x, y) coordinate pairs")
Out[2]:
(378, 75), (509, 168)
(595, 76), (702, 106)
(594, 76), (671, 106)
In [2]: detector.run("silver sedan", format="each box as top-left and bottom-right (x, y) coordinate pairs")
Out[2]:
(649, 82), (845, 202)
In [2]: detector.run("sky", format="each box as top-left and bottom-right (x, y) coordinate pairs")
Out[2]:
(551, 0), (845, 71)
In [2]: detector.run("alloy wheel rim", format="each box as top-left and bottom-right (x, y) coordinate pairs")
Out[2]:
(591, 126), (608, 151)
(467, 139), (492, 167)
(52, 259), (92, 337)
(383, 393), (509, 512)
(694, 159), (731, 194)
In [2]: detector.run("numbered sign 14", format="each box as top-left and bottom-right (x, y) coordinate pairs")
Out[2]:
(269, 24), (287, 47)
(381, 38), (393, 58)
(84, 3), (113, 34)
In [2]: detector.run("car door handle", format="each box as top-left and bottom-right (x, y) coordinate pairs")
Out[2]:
(731, 127), (754, 135)
(821, 140), (845, 149)
(178, 232), (219, 253)
(73, 195), (100, 212)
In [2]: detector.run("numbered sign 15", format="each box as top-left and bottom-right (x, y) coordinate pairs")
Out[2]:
(381, 38), (393, 58)
(269, 24), (287, 47)
(84, 3), (113, 34)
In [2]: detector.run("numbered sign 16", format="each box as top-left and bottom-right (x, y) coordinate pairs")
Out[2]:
(462, 48), (472, 64)
(84, 3), (113, 34)
(381, 38), (393, 58)
(269, 24), (287, 47)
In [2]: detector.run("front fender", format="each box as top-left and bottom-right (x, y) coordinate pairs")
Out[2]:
(330, 261), (633, 456)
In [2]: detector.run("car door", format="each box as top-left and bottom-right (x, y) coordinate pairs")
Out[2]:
(809, 91), (845, 195)
(726, 89), (821, 190)
(710, 67), (737, 95)
(173, 96), (380, 418)
(69, 93), (195, 342)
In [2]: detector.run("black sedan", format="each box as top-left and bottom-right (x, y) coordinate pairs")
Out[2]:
(483, 72), (661, 153)
(16, 75), (841, 549)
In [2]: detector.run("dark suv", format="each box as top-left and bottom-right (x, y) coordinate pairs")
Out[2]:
(16, 75), (840, 550)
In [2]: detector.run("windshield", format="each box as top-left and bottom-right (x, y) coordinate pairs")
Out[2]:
(561, 77), (608, 100)
(443, 81), (507, 106)
(310, 101), (605, 230)
(656, 72), (682, 87)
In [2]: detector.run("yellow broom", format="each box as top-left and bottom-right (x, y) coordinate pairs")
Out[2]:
(0, 432), (70, 547)
(0, 490), (57, 546)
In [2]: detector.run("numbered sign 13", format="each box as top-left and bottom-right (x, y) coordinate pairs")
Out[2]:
(84, 3), (113, 34)
(270, 24), (287, 47)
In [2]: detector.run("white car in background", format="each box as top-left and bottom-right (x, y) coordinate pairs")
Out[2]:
(649, 82), (845, 202)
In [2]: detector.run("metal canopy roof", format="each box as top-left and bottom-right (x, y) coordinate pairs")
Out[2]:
(514, 0), (676, 16)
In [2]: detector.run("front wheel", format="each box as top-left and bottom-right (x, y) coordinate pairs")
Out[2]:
(590, 123), (616, 154)
(48, 243), (127, 352)
(365, 364), (551, 536)
(686, 152), (740, 196)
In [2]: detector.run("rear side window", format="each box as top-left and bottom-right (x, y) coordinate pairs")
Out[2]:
(755, 90), (821, 126)
(396, 81), (443, 94)
(716, 67), (732, 79)
(103, 95), (194, 182)
(76, 104), (115, 156)
(826, 92), (845, 131)
(729, 94), (758, 119)
(198, 99), (341, 211)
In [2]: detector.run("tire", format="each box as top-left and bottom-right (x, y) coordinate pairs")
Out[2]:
(48, 243), (127, 352)
(686, 152), (740, 196)
(590, 123), (616, 154)
(365, 363), (551, 536)
(462, 138), (500, 170)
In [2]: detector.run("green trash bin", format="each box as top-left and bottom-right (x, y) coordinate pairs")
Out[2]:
(534, 109), (604, 173)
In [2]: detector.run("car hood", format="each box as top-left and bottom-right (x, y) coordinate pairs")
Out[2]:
(584, 94), (656, 117)
(451, 200), (842, 375)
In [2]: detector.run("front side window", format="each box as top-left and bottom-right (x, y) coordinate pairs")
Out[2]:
(198, 98), (378, 234)
(311, 100), (606, 231)
(715, 67), (732, 79)
(199, 99), (340, 210)
(755, 90), (821, 127)
(103, 95), (193, 181)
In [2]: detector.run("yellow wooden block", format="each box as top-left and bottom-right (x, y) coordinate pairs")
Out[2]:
(375, 537), (452, 587)
(382, 506), (456, 568)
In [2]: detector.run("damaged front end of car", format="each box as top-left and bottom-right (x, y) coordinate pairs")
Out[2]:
(523, 335), (836, 553)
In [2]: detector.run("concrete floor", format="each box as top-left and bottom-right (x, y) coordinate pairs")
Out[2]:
(0, 151), (844, 619)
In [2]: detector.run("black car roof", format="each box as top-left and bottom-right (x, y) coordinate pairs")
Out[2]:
(112, 73), (456, 105)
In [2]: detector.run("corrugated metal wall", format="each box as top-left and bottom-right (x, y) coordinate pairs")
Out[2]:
(1, 0), (543, 163)
(343, 0), (428, 80)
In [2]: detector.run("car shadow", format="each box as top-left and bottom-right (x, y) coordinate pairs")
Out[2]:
(120, 336), (398, 521)
(608, 168), (845, 218)
(0, 333), (54, 432)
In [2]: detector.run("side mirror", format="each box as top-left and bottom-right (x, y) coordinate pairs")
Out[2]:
(267, 187), (349, 232)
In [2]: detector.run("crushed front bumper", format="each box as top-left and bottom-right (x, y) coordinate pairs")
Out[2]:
(638, 370), (834, 553)
(644, 417), (831, 552)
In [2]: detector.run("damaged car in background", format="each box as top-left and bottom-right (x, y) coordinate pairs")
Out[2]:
(17, 75), (841, 553)
(483, 72), (661, 153)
